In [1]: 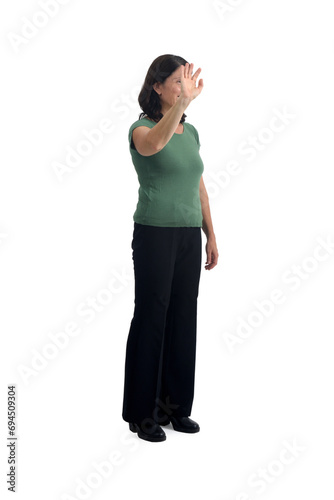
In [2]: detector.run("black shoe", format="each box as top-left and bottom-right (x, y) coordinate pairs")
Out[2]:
(129, 421), (166, 442)
(159, 416), (200, 433)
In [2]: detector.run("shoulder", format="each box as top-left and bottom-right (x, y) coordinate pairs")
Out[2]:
(128, 118), (157, 151)
(129, 117), (154, 129)
(184, 121), (196, 133)
(185, 122), (200, 147)
(128, 118), (155, 143)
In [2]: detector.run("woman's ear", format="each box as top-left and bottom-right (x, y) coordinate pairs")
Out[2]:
(152, 82), (161, 95)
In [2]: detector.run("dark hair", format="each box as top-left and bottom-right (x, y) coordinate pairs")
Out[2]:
(138, 54), (188, 124)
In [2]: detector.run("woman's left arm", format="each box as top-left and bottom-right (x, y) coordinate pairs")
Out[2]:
(199, 175), (219, 270)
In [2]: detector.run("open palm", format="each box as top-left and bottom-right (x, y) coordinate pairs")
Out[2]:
(180, 62), (204, 101)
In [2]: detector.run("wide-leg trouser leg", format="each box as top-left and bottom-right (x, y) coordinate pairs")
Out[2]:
(157, 226), (202, 418)
(122, 223), (201, 425)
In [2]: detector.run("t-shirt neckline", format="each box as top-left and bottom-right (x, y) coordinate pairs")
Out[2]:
(143, 117), (185, 135)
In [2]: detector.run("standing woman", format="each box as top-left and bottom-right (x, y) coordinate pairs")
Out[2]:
(122, 54), (218, 442)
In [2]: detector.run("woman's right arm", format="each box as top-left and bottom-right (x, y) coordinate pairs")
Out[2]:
(132, 98), (190, 156)
(132, 63), (203, 157)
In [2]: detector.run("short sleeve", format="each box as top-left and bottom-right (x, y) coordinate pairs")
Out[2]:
(128, 121), (140, 150)
(191, 124), (201, 148)
(128, 119), (154, 151)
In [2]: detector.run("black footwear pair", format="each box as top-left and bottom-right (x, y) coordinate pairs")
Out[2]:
(129, 416), (200, 442)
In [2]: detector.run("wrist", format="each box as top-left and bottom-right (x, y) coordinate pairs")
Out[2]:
(177, 96), (191, 110)
(207, 233), (216, 241)
(202, 227), (216, 240)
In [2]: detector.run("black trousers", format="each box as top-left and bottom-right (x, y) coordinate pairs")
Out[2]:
(122, 222), (202, 426)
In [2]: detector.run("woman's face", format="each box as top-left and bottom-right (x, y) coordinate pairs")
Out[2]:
(153, 65), (183, 114)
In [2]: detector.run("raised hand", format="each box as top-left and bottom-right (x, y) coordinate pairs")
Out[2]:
(180, 63), (204, 101)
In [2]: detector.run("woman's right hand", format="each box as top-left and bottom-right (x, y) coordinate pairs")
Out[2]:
(179, 62), (204, 102)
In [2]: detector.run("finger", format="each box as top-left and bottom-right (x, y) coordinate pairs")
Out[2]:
(205, 256), (216, 270)
(205, 250), (217, 269)
(186, 62), (193, 78)
(192, 67), (202, 81)
(197, 79), (204, 92)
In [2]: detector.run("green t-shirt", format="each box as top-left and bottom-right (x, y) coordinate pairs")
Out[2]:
(128, 117), (204, 227)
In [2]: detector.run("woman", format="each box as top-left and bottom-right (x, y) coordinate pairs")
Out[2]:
(122, 54), (218, 442)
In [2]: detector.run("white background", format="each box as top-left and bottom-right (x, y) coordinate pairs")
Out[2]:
(1, 0), (334, 499)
